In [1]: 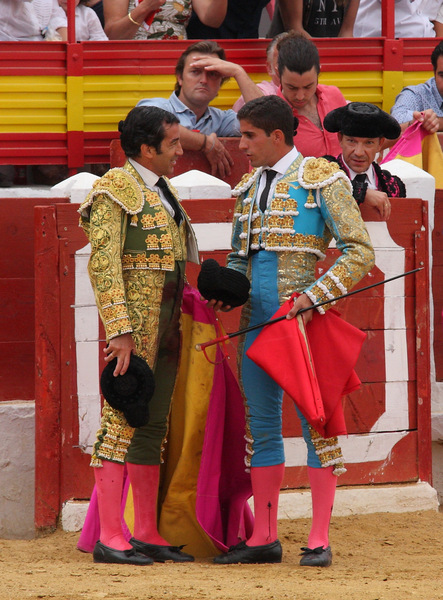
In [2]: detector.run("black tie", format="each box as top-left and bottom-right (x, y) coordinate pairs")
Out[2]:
(352, 173), (367, 205)
(259, 169), (276, 212)
(353, 173), (367, 185)
(156, 177), (182, 225)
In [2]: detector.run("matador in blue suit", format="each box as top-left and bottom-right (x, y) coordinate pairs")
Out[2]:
(207, 96), (375, 567)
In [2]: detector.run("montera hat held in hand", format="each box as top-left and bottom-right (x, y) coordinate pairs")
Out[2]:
(197, 259), (250, 308)
(100, 354), (155, 428)
(323, 102), (401, 140)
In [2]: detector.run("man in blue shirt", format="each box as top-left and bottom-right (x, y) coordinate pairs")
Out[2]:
(391, 40), (443, 134)
(137, 40), (262, 179)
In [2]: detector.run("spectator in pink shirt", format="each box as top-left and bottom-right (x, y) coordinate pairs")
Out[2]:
(275, 33), (347, 157)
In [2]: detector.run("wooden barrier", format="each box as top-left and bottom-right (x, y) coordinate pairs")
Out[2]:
(33, 198), (431, 531)
(0, 197), (67, 402)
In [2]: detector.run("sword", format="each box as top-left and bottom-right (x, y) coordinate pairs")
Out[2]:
(195, 267), (423, 352)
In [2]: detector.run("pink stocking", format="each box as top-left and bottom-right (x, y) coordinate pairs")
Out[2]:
(126, 462), (169, 545)
(307, 466), (337, 549)
(247, 463), (285, 547)
(94, 460), (132, 550)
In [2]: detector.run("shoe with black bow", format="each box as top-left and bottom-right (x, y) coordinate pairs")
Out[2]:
(299, 545), (332, 567)
(93, 541), (153, 565)
(213, 539), (282, 564)
(129, 538), (195, 562)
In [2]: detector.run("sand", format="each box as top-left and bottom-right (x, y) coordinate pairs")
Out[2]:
(0, 510), (442, 600)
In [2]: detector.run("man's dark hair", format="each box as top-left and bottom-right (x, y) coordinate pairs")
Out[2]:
(174, 40), (229, 94)
(277, 32), (320, 77)
(431, 40), (443, 71)
(118, 106), (179, 157)
(237, 96), (297, 146)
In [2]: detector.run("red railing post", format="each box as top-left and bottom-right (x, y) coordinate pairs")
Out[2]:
(34, 206), (62, 531)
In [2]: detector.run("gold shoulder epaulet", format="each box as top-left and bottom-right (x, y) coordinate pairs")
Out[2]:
(78, 168), (145, 217)
(298, 157), (350, 188)
(232, 168), (261, 196)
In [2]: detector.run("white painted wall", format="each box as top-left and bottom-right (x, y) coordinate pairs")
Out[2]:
(0, 401), (35, 539)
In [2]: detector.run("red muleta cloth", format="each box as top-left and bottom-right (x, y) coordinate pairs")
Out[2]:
(246, 293), (366, 438)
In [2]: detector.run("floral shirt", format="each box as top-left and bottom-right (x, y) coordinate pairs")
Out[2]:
(129, 0), (192, 39)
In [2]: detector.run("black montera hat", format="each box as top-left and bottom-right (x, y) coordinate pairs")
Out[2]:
(100, 354), (155, 428)
(197, 259), (250, 308)
(323, 102), (401, 140)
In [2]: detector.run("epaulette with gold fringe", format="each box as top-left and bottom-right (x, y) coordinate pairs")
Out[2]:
(232, 168), (261, 196)
(298, 157), (351, 191)
(78, 168), (145, 217)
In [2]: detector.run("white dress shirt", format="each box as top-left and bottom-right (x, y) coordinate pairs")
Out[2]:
(0, 0), (67, 41)
(354, 0), (436, 38)
(74, 4), (107, 41)
(343, 159), (378, 190)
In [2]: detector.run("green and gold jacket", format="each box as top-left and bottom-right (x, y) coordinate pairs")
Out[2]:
(79, 161), (199, 340)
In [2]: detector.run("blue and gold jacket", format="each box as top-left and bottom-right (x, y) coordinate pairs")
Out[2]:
(227, 154), (375, 310)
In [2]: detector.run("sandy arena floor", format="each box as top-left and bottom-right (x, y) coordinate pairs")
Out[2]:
(0, 510), (442, 600)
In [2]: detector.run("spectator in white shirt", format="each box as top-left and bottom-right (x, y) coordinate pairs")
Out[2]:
(354, 0), (437, 37)
(58, 0), (108, 40)
(0, 0), (67, 41)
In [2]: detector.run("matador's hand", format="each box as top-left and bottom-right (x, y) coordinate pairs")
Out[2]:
(287, 293), (314, 324)
(103, 332), (136, 376)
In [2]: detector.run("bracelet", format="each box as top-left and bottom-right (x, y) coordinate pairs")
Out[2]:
(199, 134), (207, 151)
(128, 11), (141, 26)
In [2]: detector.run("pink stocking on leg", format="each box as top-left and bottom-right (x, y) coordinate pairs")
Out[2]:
(247, 463), (285, 547)
(94, 460), (132, 550)
(307, 466), (337, 549)
(126, 462), (169, 545)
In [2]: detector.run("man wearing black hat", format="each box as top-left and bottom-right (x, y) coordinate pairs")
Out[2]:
(323, 102), (407, 221)
(205, 95), (374, 567)
(78, 105), (199, 565)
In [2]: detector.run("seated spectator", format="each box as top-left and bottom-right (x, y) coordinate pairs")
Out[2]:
(83, 0), (104, 27)
(58, 0), (108, 40)
(433, 3), (443, 35)
(323, 102), (406, 221)
(354, 0), (436, 38)
(137, 41), (262, 178)
(0, 0), (67, 41)
(391, 39), (443, 134)
(104, 0), (226, 40)
(233, 32), (289, 112)
(186, 0), (270, 39)
(268, 0), (360, 38)
(272, 33), (347, 157)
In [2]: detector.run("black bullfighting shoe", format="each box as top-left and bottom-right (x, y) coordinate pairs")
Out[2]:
(129, 538), (195, 562)
(299, 545), (332, 567)
(93, 541), (153, 565)
(213, 540), (282, 564)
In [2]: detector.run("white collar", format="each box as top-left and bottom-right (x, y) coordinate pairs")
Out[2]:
(128, 158), (159, 189)
(265, 146), (299, 177)
(343, 159), (377, 189)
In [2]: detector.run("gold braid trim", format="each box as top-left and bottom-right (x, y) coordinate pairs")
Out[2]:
(90, 402), (135, 466)
(309, 425), (347, 476)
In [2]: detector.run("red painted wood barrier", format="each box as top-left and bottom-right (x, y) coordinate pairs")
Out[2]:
(33, 197), (432, 531)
